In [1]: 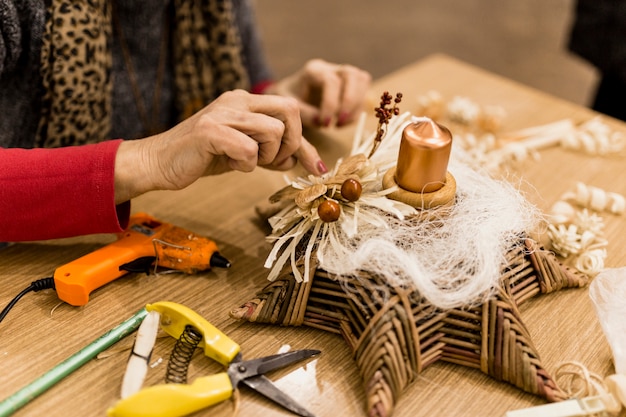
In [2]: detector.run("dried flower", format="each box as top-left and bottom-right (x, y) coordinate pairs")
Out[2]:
(548, 223), (583, 257)
(264, 153), (415, 282)
(368, 91), (402, 159)
(572, 209), (605, 236)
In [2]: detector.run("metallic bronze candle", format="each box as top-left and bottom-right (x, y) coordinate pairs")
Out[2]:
(395, 119), (452, 193)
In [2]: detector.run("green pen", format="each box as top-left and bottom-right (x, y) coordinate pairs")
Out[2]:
(0, 308), (147, 417)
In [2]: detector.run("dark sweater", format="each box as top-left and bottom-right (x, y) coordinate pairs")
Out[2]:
(569, 0), (626, 81)
(0, 0), (273, 148)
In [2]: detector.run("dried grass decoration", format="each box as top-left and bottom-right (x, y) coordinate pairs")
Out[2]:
(230, 92), (589, 417)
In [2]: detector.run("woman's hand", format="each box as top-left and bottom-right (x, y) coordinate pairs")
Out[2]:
(114, 90), (326, 204)
(266, 59), (372, 128)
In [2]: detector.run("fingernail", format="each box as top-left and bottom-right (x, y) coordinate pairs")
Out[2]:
(337, 112), (350, 126)
(323, 116), (332, 127)
(313, 115), (323, 127)
(317, 160), (328, 174)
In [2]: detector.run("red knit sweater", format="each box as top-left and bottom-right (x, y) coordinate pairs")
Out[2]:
(0, 140), (130, 241)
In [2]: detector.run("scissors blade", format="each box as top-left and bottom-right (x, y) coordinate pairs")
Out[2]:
(228, 349), (320, 417)
(231, 349), (320, 380)
(241, 374), (316, 417)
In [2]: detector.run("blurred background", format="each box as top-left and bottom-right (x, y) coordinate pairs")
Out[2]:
(254, 0), (596, 107)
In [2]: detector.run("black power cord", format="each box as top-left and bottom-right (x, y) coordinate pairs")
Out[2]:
(0, 277), (56, 324)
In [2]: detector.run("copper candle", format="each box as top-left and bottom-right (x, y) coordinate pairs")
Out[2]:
(395, 119), (452, 193)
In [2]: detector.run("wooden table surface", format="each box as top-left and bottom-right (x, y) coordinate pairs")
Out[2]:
(2, 54), (626, 417)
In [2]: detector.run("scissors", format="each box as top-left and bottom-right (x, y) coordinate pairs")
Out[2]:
(107, 301), (320, 417)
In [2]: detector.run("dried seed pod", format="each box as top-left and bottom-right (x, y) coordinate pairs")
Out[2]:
(317, 200), (341, 222)
(269, 184), (300, 204)
(335, 154), (367, 177)
(341, 178), (362, 202)
(295, 183), (327, 208)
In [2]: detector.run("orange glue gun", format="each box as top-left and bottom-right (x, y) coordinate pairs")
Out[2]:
(53, 213), (231, 306)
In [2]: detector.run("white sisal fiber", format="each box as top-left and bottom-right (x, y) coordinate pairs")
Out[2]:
(316, 161), (541, 310)
(317, 113), (541, 309)
(266, 113), (543, 310)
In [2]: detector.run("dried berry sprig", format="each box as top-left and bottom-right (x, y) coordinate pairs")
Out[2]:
(368, 91), (402, 158)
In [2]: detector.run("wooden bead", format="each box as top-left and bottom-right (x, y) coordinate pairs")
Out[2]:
(318, 200), (341, 222)
(341, 179), (362, 202)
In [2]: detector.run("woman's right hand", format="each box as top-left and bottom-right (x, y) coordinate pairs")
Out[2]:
(114, 89), (327, 204)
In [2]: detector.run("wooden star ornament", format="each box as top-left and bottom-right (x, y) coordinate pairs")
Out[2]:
(229, 103), (589, 416)
(229, 238), (588, 417)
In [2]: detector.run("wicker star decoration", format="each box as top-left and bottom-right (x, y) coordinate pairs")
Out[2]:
(228, 96), (590, 416)
(230, 238), (588, 417)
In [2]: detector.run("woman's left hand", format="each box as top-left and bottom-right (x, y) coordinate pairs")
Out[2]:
(266, 59), (372, 128)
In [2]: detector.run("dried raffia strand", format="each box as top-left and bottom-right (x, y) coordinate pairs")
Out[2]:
(446, 96), (481, 125)
(497, 117), (625, 160)
(415, 90), (507, 134)
(561, 182), (626, 215)
(575, 248), (607, 276)
(230, 389), (241, 417)
(561, 117), (626, 155)
(555, 361), (608, 398)
(415, 90), (444, 120)
(548, 200), (576, 225)
(479, 105), (507, 132)
(453, 117), (624, 176)
(545, 182), (617, 277)
(49, 302), (64, 317)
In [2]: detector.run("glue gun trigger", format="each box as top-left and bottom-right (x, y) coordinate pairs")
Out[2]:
(119, 256), (157, 275)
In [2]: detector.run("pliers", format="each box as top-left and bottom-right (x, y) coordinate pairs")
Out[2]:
(107, 301), (319, 417)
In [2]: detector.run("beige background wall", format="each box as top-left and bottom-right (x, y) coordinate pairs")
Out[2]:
(254, 0), (597, 107)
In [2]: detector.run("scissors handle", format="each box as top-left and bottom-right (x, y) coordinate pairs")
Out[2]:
(146, 301), (240, 365)
(107, 373), (233, 417)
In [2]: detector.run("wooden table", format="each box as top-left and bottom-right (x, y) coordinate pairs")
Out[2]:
(2, 54), (626, 417)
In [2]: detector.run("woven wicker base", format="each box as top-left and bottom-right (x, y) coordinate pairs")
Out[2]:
(230, 238), (589, 417)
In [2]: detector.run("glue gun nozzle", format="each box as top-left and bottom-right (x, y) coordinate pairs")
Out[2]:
(210, 252), (232, 268)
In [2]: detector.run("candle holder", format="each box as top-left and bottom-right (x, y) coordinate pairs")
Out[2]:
(383, 117), (456, 212)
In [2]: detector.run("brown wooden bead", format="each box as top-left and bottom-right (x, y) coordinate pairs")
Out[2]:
(341, 178), (362, 202)
(317, 200), (341, 222)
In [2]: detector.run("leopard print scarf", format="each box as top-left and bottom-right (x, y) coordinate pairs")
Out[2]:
(36, 0), (250, 148)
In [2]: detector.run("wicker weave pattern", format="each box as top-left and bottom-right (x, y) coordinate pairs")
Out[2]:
(230, 238), (589, 416)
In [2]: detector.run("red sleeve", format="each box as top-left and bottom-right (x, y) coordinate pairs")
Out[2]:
(0, 140), (130, 242)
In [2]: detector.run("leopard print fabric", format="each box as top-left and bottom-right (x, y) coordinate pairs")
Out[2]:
(36, 0), (249, 148)
(173, 0), (250, 120)
(36, 1), (112, 147)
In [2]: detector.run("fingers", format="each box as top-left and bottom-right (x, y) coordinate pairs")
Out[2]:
(148, 89), (329, 197)
(309, 61), (343, 127)
(261, 136), (327, 177)
(245, 93), (302, 166)
(301, 59), (372, 128)
(195, 91), (297, 169)
(235, 93), (328, 176)
(221, 110), (285, 166)
(335, 64), (372, 126)
(293, 136), (327, 175)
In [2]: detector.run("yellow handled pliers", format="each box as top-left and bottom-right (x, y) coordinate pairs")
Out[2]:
(107, 301), (320, 417)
